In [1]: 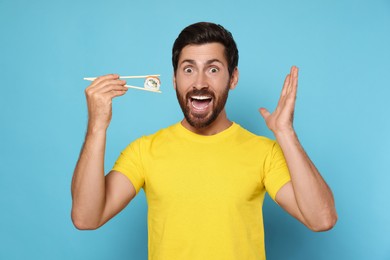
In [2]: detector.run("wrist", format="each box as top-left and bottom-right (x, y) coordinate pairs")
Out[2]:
(87, 120), (109, 135)
(274, 127), (297, 141)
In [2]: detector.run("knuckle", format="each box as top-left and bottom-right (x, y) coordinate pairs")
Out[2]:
(96, 75), (107, 81)
(85, 88), (92, 96)
(99, 74), (117, 81)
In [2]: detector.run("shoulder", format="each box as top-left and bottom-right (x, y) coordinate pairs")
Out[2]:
(133, 123), (180, 149)
(234, 123), (276, 148)
(142, 123), (178, 140)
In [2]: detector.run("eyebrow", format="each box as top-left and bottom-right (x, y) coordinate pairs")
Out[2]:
(180, 59), (224, 66)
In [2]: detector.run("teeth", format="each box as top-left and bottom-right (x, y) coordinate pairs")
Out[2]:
(191, 96), (211, 100)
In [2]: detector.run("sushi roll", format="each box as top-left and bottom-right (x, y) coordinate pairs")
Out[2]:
(144, 76), (161, 91)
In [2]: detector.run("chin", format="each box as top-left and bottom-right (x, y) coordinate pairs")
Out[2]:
(176, 84), (230, 130)
(186, 116), (215, 129)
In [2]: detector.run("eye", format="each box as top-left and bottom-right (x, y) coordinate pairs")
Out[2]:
(209, 67), (219, 73)
(184, 67), (193, 73)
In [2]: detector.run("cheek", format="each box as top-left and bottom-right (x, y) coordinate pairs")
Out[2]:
(213, 78), (230, 92)
(173, 74), (185, 90)
(175, 77), (192, 92)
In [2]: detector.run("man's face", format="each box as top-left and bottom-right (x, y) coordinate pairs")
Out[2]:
(174, 43), (237, 129)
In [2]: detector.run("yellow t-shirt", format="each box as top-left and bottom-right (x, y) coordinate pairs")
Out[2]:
(112, 122), (290, 260)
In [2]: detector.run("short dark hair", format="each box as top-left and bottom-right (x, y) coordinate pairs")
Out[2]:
(172, 22), (239, 76)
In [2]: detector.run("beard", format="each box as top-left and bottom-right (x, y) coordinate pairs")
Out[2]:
(175, 84), (230, 129)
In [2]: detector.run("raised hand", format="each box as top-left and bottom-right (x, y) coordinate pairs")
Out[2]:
(260, 66), (338, 230)
(85, 74), (128, 132)
(259, 66), (298, 135)
(72, 74), (131, 229)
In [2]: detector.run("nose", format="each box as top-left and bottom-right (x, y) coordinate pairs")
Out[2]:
(193, 72), (208, 89)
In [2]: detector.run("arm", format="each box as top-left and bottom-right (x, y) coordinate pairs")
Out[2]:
(71, 74), (136, 230)
(259, 66), (337, 231)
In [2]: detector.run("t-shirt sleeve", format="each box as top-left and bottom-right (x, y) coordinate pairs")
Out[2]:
(112, 138), (145, 194)
(263, 141), (291, 201)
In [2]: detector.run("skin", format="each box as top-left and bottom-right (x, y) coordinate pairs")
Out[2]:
(174, 43), (238, 135)
(71, 42), (337, 231)
(71, 75), (135, 229)
(260, 66), (337, 231)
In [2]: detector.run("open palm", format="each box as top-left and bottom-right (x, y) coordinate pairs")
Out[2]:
(259, 66), (299, 134)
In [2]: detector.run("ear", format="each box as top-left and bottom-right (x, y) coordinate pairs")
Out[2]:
(173, 72), (177, 90)
(229, 67), (239, 90)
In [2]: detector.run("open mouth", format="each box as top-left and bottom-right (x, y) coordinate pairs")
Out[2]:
(190, 95), (213, 111)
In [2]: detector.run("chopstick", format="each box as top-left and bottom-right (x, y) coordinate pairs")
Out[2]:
(124, 84), (162, 93)
(83, 74), (161, 81)
(83, 75), (162, 93)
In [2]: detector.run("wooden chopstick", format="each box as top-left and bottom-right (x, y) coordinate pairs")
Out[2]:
(119, 74), (160, 79)
(83, 74), (160, 81)
(125, 84), (162, 93)
(83, 75), (162, 93)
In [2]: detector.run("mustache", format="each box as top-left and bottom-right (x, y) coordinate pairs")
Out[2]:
(185, 88), (215, 99)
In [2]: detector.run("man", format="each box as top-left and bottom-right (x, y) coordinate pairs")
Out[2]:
(71, 22), (337, 259)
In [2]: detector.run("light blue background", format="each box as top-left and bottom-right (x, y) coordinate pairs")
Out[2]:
(1, 0), (389, 259)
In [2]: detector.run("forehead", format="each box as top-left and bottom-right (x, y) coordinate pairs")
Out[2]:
(179, 43), (227, 65)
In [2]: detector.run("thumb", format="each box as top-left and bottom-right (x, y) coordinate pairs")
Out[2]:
(259, 108), (271, 120)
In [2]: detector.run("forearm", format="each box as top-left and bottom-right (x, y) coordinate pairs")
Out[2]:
(275, 129), (337, 231)
(71, 125), (107, 229)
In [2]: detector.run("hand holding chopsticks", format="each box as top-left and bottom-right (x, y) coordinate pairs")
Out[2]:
(84, 74), (162, 93)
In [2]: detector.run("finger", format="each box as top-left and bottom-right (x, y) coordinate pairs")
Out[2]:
(89, 79), (127, 93)
(90, 74), (119, 88)
(285, 67), (294, 95)
(99, 82), (128, 94)
(287, 66), (298, 100)
(276, 74), (290, 110)
(290, 66), (295, 75)
(287, 66), (298, 95)
(105, 90), (128, 99)
(259, 108), (271, 120)
(96, 78), (126, 89)
(284, 80), (298, 112)
(281, 74), (290, 97)
(293, 66), (299, 91)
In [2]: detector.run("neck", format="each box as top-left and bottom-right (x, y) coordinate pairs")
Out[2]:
(181, 110), (232, 136)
